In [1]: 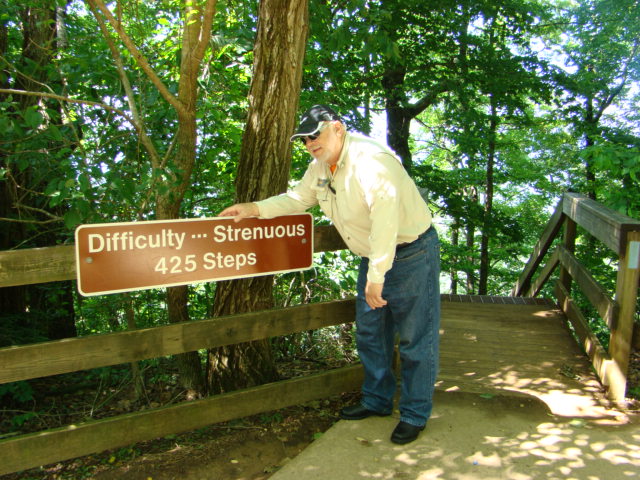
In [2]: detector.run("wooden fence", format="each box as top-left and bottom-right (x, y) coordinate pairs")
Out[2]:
(513, 192), (640, 402)
(0, 224), (362, 476)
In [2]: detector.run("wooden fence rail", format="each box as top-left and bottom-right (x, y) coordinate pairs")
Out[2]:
(513, 192), (640, 401)
(0, 224), (353, 475)
(0, 366), (363, 475)
(0, 299), (355, 385)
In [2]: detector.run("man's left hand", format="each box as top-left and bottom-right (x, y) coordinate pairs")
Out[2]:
(365, 281), (387, 309)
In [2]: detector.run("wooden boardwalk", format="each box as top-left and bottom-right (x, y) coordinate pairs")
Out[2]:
(437, 295), (607, 417)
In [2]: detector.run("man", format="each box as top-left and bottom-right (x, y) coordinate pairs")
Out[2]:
(220, 105), (440, 445)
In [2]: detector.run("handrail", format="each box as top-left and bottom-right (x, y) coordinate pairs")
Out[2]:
(0, 299), (355, 384)
(513, 192), (640, 402)
(562, 192), (640, 255)
(512, 199), (565, 297)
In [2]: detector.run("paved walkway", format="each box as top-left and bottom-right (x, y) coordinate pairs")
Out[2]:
(272, 297), (639, 479)
(271, 390), (638, 480)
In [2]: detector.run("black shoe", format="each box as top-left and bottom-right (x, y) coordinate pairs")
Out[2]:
(340, 404), (390, 420)
(390, 421), (425, 445)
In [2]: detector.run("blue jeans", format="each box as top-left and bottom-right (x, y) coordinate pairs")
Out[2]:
(355, 227), (440, 427)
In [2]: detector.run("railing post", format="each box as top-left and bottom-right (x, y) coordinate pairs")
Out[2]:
(558, 217), (577, 295)
(608, 231), (640, 402)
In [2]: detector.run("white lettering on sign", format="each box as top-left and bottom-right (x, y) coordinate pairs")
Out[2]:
(202, 252), (258, 270)
(75, 214), (314, 296)
(88, 229), (186, 253)
(212, 223), (306, 243)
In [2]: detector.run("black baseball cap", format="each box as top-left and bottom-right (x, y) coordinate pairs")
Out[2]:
(290, 104), (342, 142)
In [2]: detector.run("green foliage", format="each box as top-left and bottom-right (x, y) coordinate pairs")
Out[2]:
(629, 386), (640, 400)
(589, 142), (640, 216)
(0, 381), (34, 405)
(270, 250), (358, 363)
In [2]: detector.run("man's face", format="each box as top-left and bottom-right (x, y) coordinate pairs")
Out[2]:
(303, 121), (343, 166)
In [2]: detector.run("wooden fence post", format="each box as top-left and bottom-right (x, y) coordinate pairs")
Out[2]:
(608, 231), (640, 401)
(559, 217), (577, 295)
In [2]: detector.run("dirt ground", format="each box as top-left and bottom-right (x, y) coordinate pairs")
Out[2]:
(89, 401), (338, 480)
(1, 396), (351, 480)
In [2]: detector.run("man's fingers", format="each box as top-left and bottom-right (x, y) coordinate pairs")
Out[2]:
(218, 203), (258, 221)
(364, 281), (386, 309)
(365, 294), (387, 310)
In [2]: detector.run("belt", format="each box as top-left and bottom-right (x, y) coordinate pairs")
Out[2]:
(396, 226), (431, 250)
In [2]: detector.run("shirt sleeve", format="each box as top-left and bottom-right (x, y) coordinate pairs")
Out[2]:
(255, 162), (320, 218)
(360, 153), (404, 284)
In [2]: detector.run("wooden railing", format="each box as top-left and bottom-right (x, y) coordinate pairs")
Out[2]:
(513, 192), (640, 402)
(0, 225), (361, 476)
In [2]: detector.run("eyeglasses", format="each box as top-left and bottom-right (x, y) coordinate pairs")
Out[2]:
(300, 122), (330, 145)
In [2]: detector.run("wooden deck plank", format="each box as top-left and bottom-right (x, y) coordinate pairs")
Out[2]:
(437, 299), (607, 417)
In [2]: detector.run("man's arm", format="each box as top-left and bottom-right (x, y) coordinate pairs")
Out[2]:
(360, 153), (404, 309)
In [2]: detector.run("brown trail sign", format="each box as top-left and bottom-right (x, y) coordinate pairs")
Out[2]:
(75, 214), (313, 296)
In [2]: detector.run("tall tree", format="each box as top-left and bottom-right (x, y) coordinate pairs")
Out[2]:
(207, 0), (309, 394)
(305, 0), (460, 171)
(86, 0), (218, 394)
(0, 1), (77, 342)
(551, 0), (640, 201)
(432, 0), (552, 294)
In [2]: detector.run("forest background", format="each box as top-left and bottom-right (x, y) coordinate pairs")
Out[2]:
(1, 0), (639, 442)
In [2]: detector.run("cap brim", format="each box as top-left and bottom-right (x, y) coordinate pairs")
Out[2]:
(289, 123), (323, 142)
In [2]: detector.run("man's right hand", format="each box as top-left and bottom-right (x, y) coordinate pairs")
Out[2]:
(218, 202), (260, 222)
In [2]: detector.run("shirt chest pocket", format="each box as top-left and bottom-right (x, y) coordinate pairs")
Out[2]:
(312, 182), (333, 217)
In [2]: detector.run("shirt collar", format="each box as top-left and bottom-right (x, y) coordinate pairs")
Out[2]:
(335, 132), (351, 170)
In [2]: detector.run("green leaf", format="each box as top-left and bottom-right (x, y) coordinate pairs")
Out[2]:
(64, 209), (82, 229)
(24, 108), (43, 129)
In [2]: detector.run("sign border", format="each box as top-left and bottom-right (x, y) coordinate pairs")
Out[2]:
(74, 214), (314, 297)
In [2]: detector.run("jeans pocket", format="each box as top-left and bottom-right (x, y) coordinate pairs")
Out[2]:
(395, 247), (427, 262)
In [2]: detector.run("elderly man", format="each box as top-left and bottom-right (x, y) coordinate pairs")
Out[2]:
(220, 105), (440, 445)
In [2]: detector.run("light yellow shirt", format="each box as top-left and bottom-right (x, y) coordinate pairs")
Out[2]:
(256, 132), (432, 283)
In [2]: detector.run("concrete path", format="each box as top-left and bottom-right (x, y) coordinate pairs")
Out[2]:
(271, 390), (639, 480)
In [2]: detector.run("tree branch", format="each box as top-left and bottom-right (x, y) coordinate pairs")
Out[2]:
(0, 88), (134, 123)
(0, 202), (63, 224)
(407, 79), (452, 118)
(195, 0), (218, 63)
(85, 0), (161, 171)
(85, 0), (186, 117)
(595, 38), (640, 121)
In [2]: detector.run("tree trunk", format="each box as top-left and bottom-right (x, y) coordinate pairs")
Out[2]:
(465, 188), (477, 294)
(479, 96), (497, 295)
(152, 1), (218, 396)
(0, 2), (77, 342)
(450, 220), (460, 294)
(382, 63), (413, 173)
(85, 0), (218, 395)
(207, 0), (308, 394)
